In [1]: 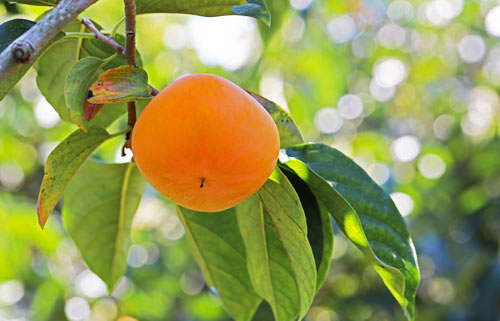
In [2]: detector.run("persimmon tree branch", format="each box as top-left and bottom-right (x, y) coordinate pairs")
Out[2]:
(0, 0), (98, 83)
(124, 0), (137, 151)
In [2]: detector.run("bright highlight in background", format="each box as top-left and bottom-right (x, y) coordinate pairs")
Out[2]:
(65, 297), (91, 321)
(34, 96), (60, 128)
(418, 154), (446, 179)
(391, 135), (421, 162)
(338, 94), (364, 120)
(390, 192), (414, 216)
(327, 15), (357, 44)
(315, 108), (343, 134)
(373, 58), (407, 88)
(485, 6), (500, 37)
(188, 16), (261, 71)
(0, 280), (24, 306)
(458, 35), (486, 63)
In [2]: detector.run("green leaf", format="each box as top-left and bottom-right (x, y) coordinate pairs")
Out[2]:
(282, 143), (420, 321)
(281, 166), (334, 291)
(237, 168), (317, 321)
(88, 65), (153, 104)
(136, 0), (271, 26)
(11, 0), (58, 6)
(64, 56), (106, 131)
(247, 91), (304, 149)
(37, 126), (120, 229)
(62, 160), (147, 289)
(35, 20), (133, 127)
(0, 19), (35, 53)
(0, 19), (57, 100)
(177, 207), (262, 321)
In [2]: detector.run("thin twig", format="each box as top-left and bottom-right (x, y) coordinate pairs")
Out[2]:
(82, 18), (125, 56)
(0, 0), (98, 82)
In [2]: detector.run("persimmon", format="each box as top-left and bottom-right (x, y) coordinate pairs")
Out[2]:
(131, 74), (280, 212)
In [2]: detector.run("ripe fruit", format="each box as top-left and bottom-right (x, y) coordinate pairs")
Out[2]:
(132, 74), (280, 212)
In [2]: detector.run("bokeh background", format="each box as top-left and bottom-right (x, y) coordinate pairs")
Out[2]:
(1, 0), (500, 320)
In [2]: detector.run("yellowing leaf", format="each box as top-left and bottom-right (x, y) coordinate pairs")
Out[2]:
(87, 65), (153, 104)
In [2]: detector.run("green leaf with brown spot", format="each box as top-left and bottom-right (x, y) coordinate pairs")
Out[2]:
(37, 126), (120, 228)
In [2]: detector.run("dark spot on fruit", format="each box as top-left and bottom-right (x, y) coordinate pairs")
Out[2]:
(200, 178), (205, 188)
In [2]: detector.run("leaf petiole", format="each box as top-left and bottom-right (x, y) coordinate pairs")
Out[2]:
(65, 32), (96, 39)
(110, 126), (132, 138)
(111, 17), (126, 39)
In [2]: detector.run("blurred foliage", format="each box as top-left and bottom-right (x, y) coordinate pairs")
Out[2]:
(1, 0), (500, 320)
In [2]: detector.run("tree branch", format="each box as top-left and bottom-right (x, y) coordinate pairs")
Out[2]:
(0, 0), (98, 83)
(124, 0), (137, 151)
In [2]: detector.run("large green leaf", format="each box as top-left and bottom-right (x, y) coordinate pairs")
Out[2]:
(136, 0), (271, 26)
(237, 168), (317, 321)
(62, 160), (147, 289)
(281, 166), (333, 291)
(35, 20), (132, 127)
(248, 91), (304, 148)
(37, 126), (123, 228)
(282, 143), (420, 320)
(177, 207), (262, 321)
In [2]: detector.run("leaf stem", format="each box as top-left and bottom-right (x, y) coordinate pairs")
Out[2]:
(111, 17), (126, 39)
(110, 126), (133, 138)
(65, 32), (97, 39)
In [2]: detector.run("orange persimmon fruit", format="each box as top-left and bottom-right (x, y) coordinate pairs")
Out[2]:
(132, 74), (280, 212)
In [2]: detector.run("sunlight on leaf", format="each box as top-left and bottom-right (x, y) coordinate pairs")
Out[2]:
(283, 143), (419, 321)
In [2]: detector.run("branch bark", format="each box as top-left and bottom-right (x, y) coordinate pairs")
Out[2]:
(0, 0), (98, 83)
(124, 0), (137, 128)
(124, 0), (137, 151)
